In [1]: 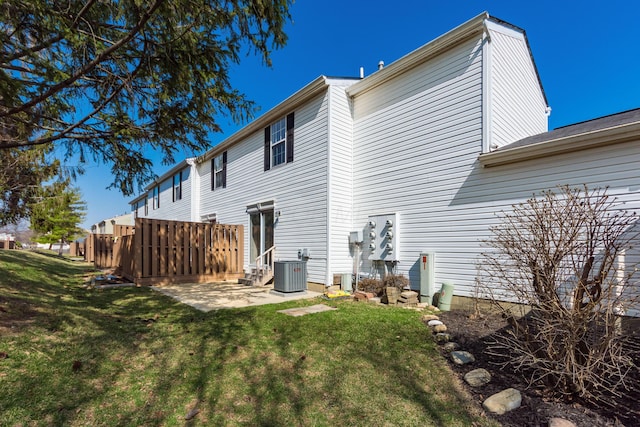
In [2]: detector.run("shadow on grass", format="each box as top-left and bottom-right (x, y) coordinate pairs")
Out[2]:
(0, 250), (487, 426)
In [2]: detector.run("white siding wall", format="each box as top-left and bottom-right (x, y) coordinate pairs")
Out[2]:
(144, 166), (192, 221)
(467, 141), (640, 307)
(198, 91), (331, 284)
(327, 84), (355, 282)
(351, 37), (485, 293)
(487, 21), (548, 149)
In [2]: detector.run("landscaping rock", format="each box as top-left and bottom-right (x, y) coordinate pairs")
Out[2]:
(353, 291), (374, 302)
(386, 287), (400, 305)
(549, 418), (577, 427)
(433, 324), (447, 333)
(464, 368), (491, 387)
(482, 388), (522, 415)
(450, 351), (475, 365)
(427, 319), (443, 327)
(368, 297), (381, 304)
(442, 342), (459, 352)
(434, 333), (452, 343)
(397, 291), (419, 306)
(421, 314), (440, 322)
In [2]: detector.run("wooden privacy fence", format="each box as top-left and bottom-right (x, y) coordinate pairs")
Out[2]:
(69, 241), (85, 257)
(86, 218), (244, 285)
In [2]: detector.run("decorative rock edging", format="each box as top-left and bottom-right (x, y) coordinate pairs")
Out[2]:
(548, 418), (577, 427)
(464, 368), (491, 387)
(420, 311), (522, 417)
(482, 388), (522, 415)
(450, 351), (475, 365)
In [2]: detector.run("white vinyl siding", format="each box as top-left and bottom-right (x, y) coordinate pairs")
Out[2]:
(145, 167), (192, 221)
(327, 84), (355, 280)
(487, 21), (548, 149)
(198, 91), (331, 283)
(467, 140), (640, 309)
(351, 37), (485, 294)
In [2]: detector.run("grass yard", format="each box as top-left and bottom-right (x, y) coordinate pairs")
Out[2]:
(0, 250), (494, 426)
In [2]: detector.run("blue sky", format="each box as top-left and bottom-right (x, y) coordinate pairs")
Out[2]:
(76, 0), (640, 229)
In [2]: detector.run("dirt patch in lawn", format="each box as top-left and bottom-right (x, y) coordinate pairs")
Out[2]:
(438, 309), (639, 427)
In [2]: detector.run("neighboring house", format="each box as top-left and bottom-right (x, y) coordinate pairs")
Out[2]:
(91, 212), (135, 234)
(130, 159), (197, 222)
(129, 12), (640, 304)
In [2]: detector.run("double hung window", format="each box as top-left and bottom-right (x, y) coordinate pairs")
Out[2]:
(264, 112), (294, 171)
(211, 151), (227, 190)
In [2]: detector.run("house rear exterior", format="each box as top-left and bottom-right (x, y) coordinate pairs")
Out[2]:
(129, 13), (640, 306)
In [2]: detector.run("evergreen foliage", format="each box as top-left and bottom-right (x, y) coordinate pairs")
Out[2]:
(1, 0), (292, 195)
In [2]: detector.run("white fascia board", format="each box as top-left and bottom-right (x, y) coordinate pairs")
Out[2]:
(199, 75), (330, 163)
(128, 158), (195, 204)
(479, 121), (640, 167)
(346, 12), (489, 98)
(143, 158), (195, 191)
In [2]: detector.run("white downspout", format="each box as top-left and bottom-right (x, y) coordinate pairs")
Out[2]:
(186, 158), (200, 222)
(481, 23), (493, 153)
(326, 84), (333, 287)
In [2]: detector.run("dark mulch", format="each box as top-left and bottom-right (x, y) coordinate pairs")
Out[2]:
(437, 309), (639, 427)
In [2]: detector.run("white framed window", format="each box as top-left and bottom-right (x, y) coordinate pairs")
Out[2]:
(152, 186), (159, 209)
(264, 113), (294, 171)
(173, 171), (182, 202)
(213, 154), (224, 189)
(270, 117), (286, 167)
(144, 196), (148, 215)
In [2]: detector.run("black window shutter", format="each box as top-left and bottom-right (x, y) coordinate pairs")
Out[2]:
(211, 157), (216, 191)
(264, 126), (271, 171)
(286, 112), (294, 163)
(222, 151), (227, 188)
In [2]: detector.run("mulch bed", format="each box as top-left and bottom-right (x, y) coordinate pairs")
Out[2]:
(438, 309), (639, 427)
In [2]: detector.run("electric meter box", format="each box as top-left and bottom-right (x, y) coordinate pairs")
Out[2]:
(366, 213), (399, 261)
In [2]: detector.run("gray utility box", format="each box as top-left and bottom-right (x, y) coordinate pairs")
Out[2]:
(273, 261), (307, 293)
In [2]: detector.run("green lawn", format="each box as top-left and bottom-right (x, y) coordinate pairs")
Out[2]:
(0, 250), (494, 426)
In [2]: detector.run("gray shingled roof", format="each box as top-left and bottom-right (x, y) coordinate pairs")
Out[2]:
(498, 108), (640, 151)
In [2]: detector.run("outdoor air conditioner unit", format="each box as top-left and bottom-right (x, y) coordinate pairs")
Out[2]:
(273, 261), (307, 293)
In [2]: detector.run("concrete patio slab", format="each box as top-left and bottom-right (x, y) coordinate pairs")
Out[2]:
(151, 281), (322, 312)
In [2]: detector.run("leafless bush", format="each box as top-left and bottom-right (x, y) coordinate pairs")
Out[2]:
(477, 185), (640, 411)
(382, 274), (410, 291)
(357, 278), (384, 296)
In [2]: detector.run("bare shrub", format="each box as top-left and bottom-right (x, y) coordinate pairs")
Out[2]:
(357, 278), (384, 296)
(382, 274), (410, 291)
(477, 185), (640, 412)
(357, 275), (409, 298)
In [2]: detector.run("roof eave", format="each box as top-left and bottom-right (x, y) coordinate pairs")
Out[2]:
(346, 12), (489, 98)
(199, 75), (330, 163)
(479, 121), (640, 168)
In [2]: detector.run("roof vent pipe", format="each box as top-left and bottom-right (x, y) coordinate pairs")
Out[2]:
(378, 60), (384, 70)
(359, 67), (364, 79)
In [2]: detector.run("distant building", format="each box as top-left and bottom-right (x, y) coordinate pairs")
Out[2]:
(90, 212), (134, 234)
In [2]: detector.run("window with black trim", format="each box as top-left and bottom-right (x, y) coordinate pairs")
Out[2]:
(211, 151), (227, 190)
(264, 112), (294, 171)
(152, 186), (159, 209)
(173, 171), (182, 202)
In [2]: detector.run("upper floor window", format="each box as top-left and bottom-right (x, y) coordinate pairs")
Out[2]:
(144, 196), (149, 215)
(152, 186), (159, 209)
(212, 151), (227, 190)
(264, 112), (294, 171)
(173, 171), (182, 202)
(271, 118), (286, 167)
